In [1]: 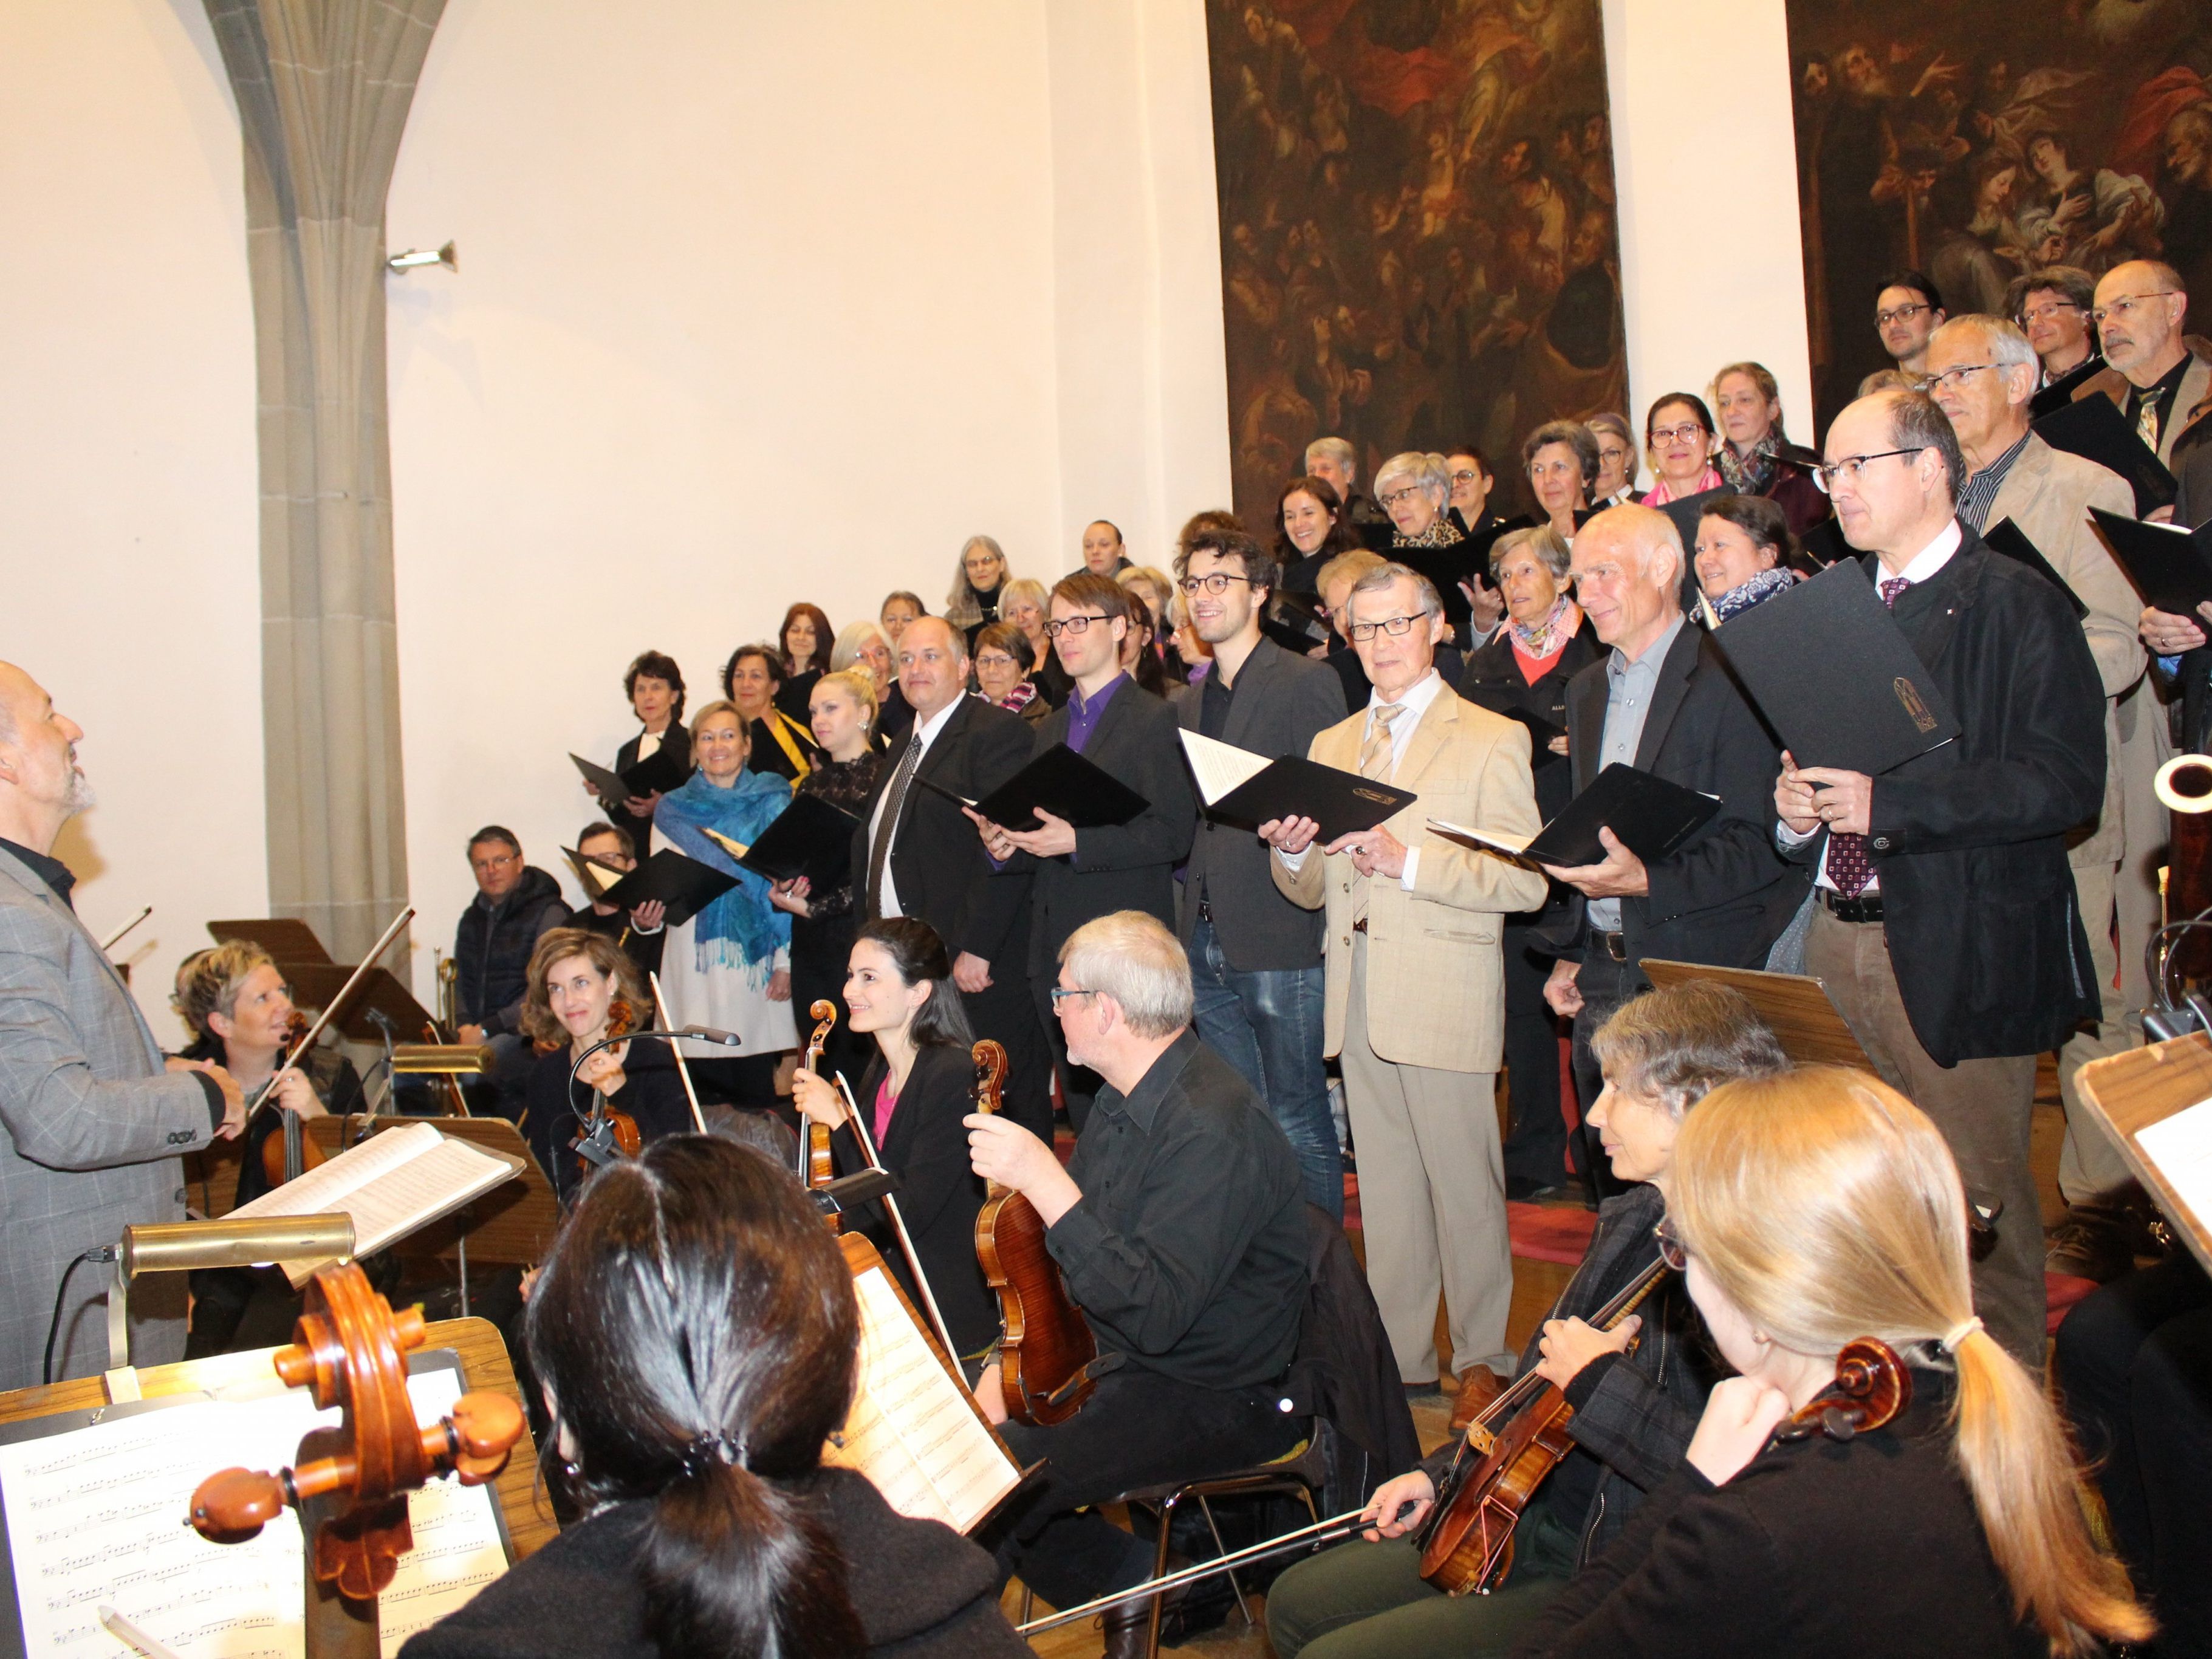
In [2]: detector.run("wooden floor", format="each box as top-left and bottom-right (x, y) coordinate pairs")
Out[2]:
(1013, 1059), (2072, 1655)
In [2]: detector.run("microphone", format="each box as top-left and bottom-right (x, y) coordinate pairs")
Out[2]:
(670, 1024), (744, 1047)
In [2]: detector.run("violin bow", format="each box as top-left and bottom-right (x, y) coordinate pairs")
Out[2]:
(247, 907), (416, 1124)
(646, 971), (709, 1134)
(834, 1069), (960, 1361)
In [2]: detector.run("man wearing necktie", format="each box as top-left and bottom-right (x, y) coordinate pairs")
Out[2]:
(1262, 563), (1547, 1425)
(1776, 388), (2107, 1365)
(2075, 261), (2212, 469)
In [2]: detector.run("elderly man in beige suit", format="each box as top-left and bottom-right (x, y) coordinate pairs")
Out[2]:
(1931, 313), (2157, 1277)
(1261, 561), (1547, 1420)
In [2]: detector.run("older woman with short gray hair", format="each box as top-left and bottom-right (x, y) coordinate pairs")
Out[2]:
(1373, 450), (1476, 644)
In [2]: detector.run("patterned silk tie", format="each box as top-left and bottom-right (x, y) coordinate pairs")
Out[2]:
(865, 733), (925, 917)
(1351, 703), (1403, 925)
(2139, 397), (2162, 456)
(1823, 575), (1912, 899)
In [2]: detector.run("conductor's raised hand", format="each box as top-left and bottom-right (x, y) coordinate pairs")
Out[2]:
(174, 1056), (247, 1139)
(1257, 814), (1323, 855)
(963, 1112), (1081, 1224)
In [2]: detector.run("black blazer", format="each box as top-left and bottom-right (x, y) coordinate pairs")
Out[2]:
(1015, 680), (1197, 975)
(397, 1468), (1029, 1659)
(1560, 621), (1804, 971)
(612, 725), (690, 860)
(1514, 1370), (2044, 1658)
(1174, 638), (1344, 972)
(1792, 542), (2104, 1065)
(747, 708), (824, 782)
(851, 696), (1035, 973)
(1460, 618), (1603, 823)
(834, 1043), (998, 1356)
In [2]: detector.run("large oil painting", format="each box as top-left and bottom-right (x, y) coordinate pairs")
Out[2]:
(1790, 1), (2212, 434)
(1204, 0), (1629, 524)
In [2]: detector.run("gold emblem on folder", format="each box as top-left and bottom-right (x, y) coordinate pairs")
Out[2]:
(1893, 677), (1939, 734)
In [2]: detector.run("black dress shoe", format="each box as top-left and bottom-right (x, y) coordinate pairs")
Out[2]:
(1100, 1552), (1194, 1659)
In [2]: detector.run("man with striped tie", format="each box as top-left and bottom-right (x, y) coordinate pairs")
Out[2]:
(1776, 388), (2108, 1364)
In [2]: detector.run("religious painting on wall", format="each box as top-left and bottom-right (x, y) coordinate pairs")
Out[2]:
(1789, 1), (2212, 436)
(1204, 0), (1629, 524)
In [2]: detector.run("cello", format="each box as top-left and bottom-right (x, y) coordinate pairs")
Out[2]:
(970, 1038), (1100, 1425)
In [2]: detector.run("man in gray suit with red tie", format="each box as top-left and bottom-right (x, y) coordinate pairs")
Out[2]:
(0, 662), (245, 1388)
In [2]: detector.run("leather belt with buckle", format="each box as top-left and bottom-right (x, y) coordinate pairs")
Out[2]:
(1592, 931), (1628, 962)
(1820, 889), (1885, 923)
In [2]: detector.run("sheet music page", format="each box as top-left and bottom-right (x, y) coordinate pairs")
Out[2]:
(1426, 816), (1533, 855)
(2137, 1095), (2212, 1233)
(1178, 730), (1272, 806)
(227, 1126), (515, 1282)
(0, 1369), (507, 1658)
(227, 1121), (443, 1225)
(821, 1268), (1018, 1536)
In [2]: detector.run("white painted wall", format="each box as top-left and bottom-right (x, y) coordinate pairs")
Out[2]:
(1602, 0), (1815, 474)
(0, 0), (262, 1045)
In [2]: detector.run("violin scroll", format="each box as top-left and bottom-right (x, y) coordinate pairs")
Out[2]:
(1773, 1337), (1911, 1445)
(803, 1001), (839, 1194)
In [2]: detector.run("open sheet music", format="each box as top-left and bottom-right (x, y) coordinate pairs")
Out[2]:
(227, 1122), (522, 1285)
(823, 1264), (1020, 1536)
(0, 1367), (505, 1658)
(2137, 1096), (2212, 1244)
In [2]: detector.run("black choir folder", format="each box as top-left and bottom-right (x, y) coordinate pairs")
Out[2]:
(2089, 507), (2212, 615)
(2032, 392), (2179, 516)
(1710, 557), (1961, 776)
(596, 848), (738, 925)
(1982, 519), (2090, 620)
(701, 791), (861, 885)
(570, 744), (690, 804)
(1179, 731), (1416, 843)
(1429, 762), (1719, 868)
(917, 743), (1148, 831)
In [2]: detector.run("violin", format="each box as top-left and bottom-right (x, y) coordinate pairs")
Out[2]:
(1769, 1336), (1911, 1445)
(571, 997), (643, 1166)
(970, 1039), (1099, 1425)
(803, 1000), (838, 1208)
(1418, 1256), (1673, 1595)
(259, 1010), (329, 1190)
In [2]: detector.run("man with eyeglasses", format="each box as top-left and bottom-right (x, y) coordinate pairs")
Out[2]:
(2005, 265), (2102, 417)
(454, 825), (570, 1116)
(2072, 259), (2211, 467)
(1261, 561), (1548, 1430)
(1775, 387), (2106, 1364)
(1924, 314), (2158, 1284)
(969, 572), (1196, 1132)
(1874, 270), (1948, 382)
(1171, 527), (1347, 1217)
(1306, 434), (1394, 542)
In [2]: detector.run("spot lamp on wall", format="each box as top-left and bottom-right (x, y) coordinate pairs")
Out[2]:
(387, 241), (457, 275)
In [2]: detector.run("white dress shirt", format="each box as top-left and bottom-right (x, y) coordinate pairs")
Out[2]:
(868, 693), (969, 918)
(1277, 668), (1445, 889)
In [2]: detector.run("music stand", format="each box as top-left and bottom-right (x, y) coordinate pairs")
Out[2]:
(1637, 959), (1874, 1070)
(208, 917), (335, 964)
(2076, 1032), (2212, 1277)
(305, 1117), (560, 1273)
(280, 964), (440, 1044)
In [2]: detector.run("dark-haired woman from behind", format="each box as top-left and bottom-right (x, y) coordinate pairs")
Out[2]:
(397, 1136), (1029, 1659)
(788, 918), (999, 1363)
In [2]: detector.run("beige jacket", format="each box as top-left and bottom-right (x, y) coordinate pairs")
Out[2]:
(2078, 345), (2212, 467)
(1272, 685), (1548, 1073)
(1986, 431), (2145, 866)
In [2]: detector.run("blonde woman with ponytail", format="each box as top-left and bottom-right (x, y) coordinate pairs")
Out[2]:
(1516, 1066), (2150, 1659)
(399, 1136), (1028, 1659)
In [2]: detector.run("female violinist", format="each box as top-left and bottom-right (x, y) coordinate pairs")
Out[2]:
(397, 1136), (1029, 1659)
(1515, 1066), (2151, 1658)
(172, 942), (364, 1353)
(787, 918), (997, 1361)
(517, 928), (690, 1202)
(1267, 984), (1784, 1659)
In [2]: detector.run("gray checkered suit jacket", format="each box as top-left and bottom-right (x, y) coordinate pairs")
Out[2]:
(0, 844), (215, 1387)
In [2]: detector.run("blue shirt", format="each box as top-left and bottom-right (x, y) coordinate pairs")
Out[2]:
(1065, 672), (1128, 753)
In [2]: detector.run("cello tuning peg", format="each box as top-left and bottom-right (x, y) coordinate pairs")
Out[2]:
(189, 1467), (289, 1541)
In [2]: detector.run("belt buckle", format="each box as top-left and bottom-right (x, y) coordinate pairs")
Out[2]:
(1604, 932), (1628, 962)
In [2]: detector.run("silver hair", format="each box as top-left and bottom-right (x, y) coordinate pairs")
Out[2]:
(1931, 313), (2038, 373)
(829, 620), (887, 674)
(1490, 524), (1573, 583)
(1372, 450), (1450, 505)
(1349, 558), (1445, 617)
(1058, 911), (1193, 1038)
(1305, 436), (1357, 477)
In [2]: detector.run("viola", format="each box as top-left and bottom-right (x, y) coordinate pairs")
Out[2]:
(1770, 1336), (1911, 1445)
(970, 1039), (1098, 1425)
(258, 1010), (329, 1190)
(803, 1001), (838, 1205)
(570, 997), (642, 1166)
(1418, 1255), (1672, 1595)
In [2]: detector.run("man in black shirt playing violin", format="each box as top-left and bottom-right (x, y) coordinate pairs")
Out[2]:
(1265, 983), (1784, 1659)
(964, 909), (1307, 1658)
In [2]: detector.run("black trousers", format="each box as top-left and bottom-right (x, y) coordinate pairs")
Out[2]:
(1032, 972), (1104, 1134)
(965, 972), (1053, 1143)
(789, 923), (872, 1089)
(2054, 1253), (2212, 1657)
(988, 1367), (1302, 1609)
(1499, 920), (1572, 1188)
(1567, 953), (1648, 1201)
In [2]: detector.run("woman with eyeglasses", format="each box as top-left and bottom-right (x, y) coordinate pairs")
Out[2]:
(1692, 494), (1799, 623)
(1374, 450), (1479, 644)
(971, 621), (1049, 725)
(1266, 985), (1781, 1659)
(1641, 394), (1724, 508)
(1522, 420), (1600, 544)
(1712, 361), (1830, 535)
(944, 535), (1011, 653)
(1586, 414), (1640, 509)
(1515, 1066), (2151, 1659)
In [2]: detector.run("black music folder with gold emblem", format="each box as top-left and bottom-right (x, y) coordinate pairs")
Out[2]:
(1708, 556), (1960, 776)
(917, 743), (1149, 832)
(1179, 730), (1416, 843)
(1429, 762), (1720, 868)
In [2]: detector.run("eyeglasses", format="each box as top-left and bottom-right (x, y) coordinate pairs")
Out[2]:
(1179, 572), (1259, 597)
(1048, 987), (1100, 1008)
(1913, 362), (1997, 394)
(1810, 448), (1924, 494)
(974, 652), (1022, 671)
(1378, 485), (1430, 508)
(2017, 299), (2081, 326)
(471, 852), (519, 870)
(1874, 301), (1932, 327)
(1648, 423), (1709, 445)
(1346, 613), (1430, 642)
(1654, 1218), (1690, 1272)
(1448, 468), (1487, 486)
(2089, 292), (2180, 327)
(1044, 614), (1114, 638)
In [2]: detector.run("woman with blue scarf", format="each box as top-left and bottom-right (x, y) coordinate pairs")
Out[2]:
(652, 698), (797, 1105)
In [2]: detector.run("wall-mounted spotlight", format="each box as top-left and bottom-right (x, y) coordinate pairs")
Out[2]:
(387, 241), (457, 274)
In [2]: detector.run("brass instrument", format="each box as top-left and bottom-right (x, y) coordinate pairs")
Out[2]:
(436, 955), (461, 1039)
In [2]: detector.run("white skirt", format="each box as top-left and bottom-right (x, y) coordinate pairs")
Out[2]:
(656, 912), (798, 1062)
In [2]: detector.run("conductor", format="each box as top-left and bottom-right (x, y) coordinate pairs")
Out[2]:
(0, 663), (245, 1387)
